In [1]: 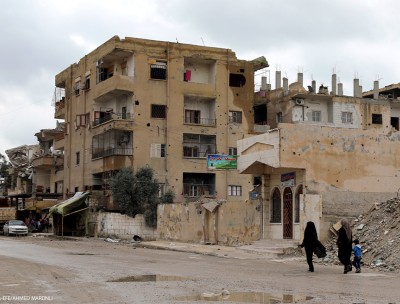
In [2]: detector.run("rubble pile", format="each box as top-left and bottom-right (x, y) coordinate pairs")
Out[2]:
(324, 197), (400, 272)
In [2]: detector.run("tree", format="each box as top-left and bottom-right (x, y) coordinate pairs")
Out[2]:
(0, 153), (10, 195)
(111, 167), (175, 227)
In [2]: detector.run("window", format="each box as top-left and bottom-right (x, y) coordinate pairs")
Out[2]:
(158, 183), (165, 197)
(270, 187), (281, 223)
(312, 111), (321, 122)
(295, 185), (303, 223)
(183, 134), (216, 158)
(76, 152), (80, 165)
(229, 73), (246, 87)
(74, 81), (80, 96)
(276, 112), (283, 123)
(150, 61), (167, 80)
(341, 112), (353, 124)
(151, 143), (166, 158)
(185, 110), (201, 124)
(83, 75), (90, 90)
(229, 111), (242, 123)
(228, 147), (237, 156)
(76, 113), (89, 127)
(228, 185), (242, 196)
(372, 113), (383, 124)
(151, 104), (166, 118)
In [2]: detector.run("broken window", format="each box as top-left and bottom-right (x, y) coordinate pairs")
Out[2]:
(183, 134), (216, 158)
(83, 75), (90, 90)
(312, 111), (321, 122)
(391, 117), (399, 131)
(76, 113), (90, 128)
(228, 185), (242, 196)
(150, 143), (166, 158)
(276, 112), (283, 123)
(229, 73), (246, 87)
(150, 61), (167, 80)
(76, 152), (80, 165)
(151, 104), (166, 119)
(229, 111), (242, 124)
(185, 110), (201, 124)
(228, 147), (237, 156)
(74, 81), (80, 96)
(372, 113), (383, 124)
(270, 187), (281, 223)
(341, 112), (353, 124)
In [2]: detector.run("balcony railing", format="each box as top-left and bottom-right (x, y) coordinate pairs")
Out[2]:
(93, 112), (134, 127)
(183, 183), (215, 197)
(184, 117), (216, 126)
(92, 148), (133, 160)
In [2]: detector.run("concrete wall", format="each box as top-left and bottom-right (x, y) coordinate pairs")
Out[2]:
(157, 200), (261, 246)
(96, 212), (156, 240)
(277, 123), (400, 234)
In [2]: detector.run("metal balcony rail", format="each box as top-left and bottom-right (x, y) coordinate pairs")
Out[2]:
(93, 112), (134, 126)
(92, 147), (133, 159)
(184, 117), (216, 126)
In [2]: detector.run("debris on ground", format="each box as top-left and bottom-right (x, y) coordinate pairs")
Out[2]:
(284, 196), (400, 272)
(322, 197), (400, 272)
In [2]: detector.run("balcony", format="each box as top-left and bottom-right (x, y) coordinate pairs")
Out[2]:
(183, 183), (216, 198)
(92, 148), (133, 160)
(94, 75), (134, 102)
(31, 156), (54, 168)
(54, 98), (65, 119)
(93, 112), (134, 127)
(184, 117), (216, 127)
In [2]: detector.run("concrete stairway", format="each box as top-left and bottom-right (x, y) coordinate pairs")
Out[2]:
(238, 239), (300, 258)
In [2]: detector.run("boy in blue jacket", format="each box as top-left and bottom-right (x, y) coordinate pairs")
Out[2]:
(352, 239), (362, 273)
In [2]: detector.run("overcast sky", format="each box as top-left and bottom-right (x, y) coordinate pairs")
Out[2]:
(1, 0), (400, 158)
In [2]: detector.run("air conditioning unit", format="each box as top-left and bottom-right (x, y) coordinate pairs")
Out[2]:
(295, 99), (305, 105)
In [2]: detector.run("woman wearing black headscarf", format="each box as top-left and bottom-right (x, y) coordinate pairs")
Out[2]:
(300, 221), (318, 272)
(337, 218), (353, 273)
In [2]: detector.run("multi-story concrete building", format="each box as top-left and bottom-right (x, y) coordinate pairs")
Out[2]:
(54, 36), (268, 209)
(238, 73), (400, 241)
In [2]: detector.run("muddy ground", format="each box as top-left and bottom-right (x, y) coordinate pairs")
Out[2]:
(0, 235), (399, 304)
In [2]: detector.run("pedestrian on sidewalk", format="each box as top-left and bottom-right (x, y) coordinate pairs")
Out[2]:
(352, 239), (362, 273)
(300, 221), (319, 272)
(337, 218), (353, 274)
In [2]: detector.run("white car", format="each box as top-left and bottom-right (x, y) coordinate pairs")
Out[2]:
(3, 220), (28, 236)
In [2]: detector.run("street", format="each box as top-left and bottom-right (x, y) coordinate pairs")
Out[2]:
(0, 235), (398, 304)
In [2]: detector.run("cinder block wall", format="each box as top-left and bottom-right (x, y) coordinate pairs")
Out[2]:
(96, 212), (156, 240)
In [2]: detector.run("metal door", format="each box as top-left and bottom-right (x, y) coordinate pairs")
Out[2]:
(283, 187), (293, 239)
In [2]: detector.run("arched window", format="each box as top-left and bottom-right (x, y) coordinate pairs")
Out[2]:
(270, 187), (281, 223)
(295, 185), (303, 223)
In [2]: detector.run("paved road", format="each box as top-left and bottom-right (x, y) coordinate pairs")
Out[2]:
(0, 235), (398, 304)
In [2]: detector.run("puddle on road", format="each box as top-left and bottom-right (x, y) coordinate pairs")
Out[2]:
(107, 274), (186, 282)
(68, 252), (96, 255)
(175, 291), (313, 303)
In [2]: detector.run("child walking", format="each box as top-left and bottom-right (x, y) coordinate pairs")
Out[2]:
(352, 239), (362, 273)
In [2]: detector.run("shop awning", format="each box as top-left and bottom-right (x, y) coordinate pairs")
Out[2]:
(49, 192), (90, 216)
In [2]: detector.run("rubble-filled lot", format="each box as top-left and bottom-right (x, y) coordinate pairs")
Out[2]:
(285, 196), (400, 272)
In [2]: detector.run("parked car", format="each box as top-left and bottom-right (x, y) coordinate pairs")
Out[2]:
(3, 220), (28, 236)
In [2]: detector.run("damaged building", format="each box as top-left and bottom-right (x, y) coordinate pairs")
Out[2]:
(238, 72), (400, 241)
(52, 36), (268, 240)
